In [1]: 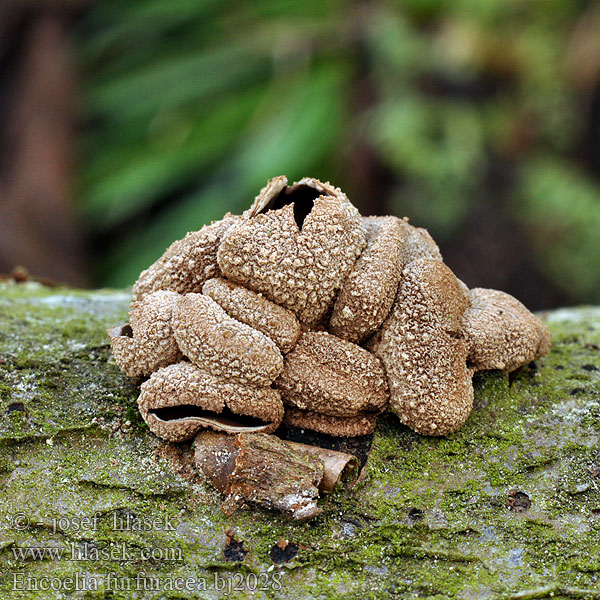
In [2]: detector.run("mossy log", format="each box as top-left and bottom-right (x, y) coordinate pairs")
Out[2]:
(0, 282), (599, 599)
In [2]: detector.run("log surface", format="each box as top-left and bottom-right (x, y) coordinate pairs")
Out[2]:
(0, 282), (599, 599)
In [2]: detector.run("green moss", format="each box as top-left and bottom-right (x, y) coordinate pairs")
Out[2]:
(0, 287), (599, 598)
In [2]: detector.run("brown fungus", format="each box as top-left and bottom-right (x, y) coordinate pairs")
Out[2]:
(462, 288), (552, 372)
(107, 290), (181, 377)
(172, 293), (283, 386)
(283, 407), (379, 437)
(399, 221), (443, 267)
(202, 277), (302, 354)
(375, 259), (473, 436)
(106, 174), (553, 453)
(137, 362), (284, 442)
(217, 176), (366, 327)
(276, 331), (389, 420)
(132, 215), (238, 303)
(330, 216), (405, 343)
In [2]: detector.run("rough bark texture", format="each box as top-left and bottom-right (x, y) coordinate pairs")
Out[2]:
(0, 282), (599, 599)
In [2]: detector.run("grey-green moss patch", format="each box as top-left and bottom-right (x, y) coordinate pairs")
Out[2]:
(0, 284), (599, 599)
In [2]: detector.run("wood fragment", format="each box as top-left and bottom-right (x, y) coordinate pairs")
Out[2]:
(194, 431), (358, 519)
(285, 440), (357, 492)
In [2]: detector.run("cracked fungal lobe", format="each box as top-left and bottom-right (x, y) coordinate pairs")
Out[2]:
(462, 288), (552, 372)
(172, 293), (283, 387)
(138, 362), (284, 442)
(108, 290), (181, 377)
(217, 176), (366, 327)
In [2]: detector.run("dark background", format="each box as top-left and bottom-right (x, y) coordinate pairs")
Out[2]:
(2, 0), (600, 310)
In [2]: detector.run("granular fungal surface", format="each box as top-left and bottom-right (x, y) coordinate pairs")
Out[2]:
(107, 175), (551, 445)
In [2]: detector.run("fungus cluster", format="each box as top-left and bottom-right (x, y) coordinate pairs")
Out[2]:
(108, 175), (551, 444)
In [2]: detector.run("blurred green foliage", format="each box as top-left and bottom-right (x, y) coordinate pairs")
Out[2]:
(74, 0), (600, 304)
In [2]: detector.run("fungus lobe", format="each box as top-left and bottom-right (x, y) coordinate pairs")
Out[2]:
(202, 277), (301, 354)
(375, 259), (473, 436)
(462, 288), (551, 372)
(137, 362), (284, 442)
(172, 293), (283, 386)
(217, 176), (366, 327)
(107, 290), (181, 377)
(276, 331), (389, 418)
(330, 216), (405, 343)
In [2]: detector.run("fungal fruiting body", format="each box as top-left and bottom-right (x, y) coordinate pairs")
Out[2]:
(202, 277), (302, 354)
(132, 215), (238, 303)
(461, 288), (552, 372)
(108, 290), (182, 377)
(217, 176), (366, 327)
(275, 331), (389, 436)
(172, 293), (283, 386)
(329, 216), (405, 343)
(374, 259), (473, 436)
(138, 362), (284, 441)
(108, 175), (551, 443)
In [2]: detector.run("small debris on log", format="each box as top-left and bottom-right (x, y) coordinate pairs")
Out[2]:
(194, 431), (357, 520)
(223, 529), (248, 562)
(506, 489), (531, 512)
(270, 539), (300, 564)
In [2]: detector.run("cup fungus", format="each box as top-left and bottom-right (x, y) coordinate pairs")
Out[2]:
(172, 293), (283, 386)
(108, 175), (552, 466)
(275, 331), (389, 419)
(283, 408), (380, 437)
(398, 222), (443, 266)
(462, 288), (552, 372)
(217, 176), (366, 327)
(374, 259), (473, 436)
(138, 362), (284, 441)
(202, 277), (302, 354)
(329, 216), (405, 343)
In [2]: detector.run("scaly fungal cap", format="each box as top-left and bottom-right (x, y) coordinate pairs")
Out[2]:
(106, 174), (554, 444)
(375, 259), (473, 436)
(283, 407), (379, 437)
(132, 215), (238, 303)
(399, 222), (443, 267)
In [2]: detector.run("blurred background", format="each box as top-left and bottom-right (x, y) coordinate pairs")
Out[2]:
(1, 0), (599, 310)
